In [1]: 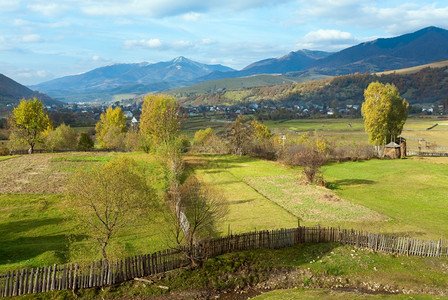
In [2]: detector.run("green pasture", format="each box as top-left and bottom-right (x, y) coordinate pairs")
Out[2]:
(262, 117), (448, 149)
(187, 154), (448, 240)
(0, 152), (170, 273)
(324, 157), (448, 239)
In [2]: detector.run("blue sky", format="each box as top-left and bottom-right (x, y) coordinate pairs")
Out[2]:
(1, 0), (447, 85)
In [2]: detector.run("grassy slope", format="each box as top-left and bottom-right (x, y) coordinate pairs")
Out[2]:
(187, 153), (448, 240)
(324, 157), (448, 239)
(376, 60), (448, 76)
(186, 154), (298, 234)
(171, 74), (298, 96)
(0, 152), (170, 273)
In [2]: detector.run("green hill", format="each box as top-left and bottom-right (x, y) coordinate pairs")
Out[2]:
(171, 74), (300, 97)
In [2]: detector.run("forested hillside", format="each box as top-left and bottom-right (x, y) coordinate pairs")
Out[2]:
(178, 65), (448, 106)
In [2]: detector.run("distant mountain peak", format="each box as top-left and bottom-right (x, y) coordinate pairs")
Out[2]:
(172, 56), (189, 64)
(31, 56), (235, 100)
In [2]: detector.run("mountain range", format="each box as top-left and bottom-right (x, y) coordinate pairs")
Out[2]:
(22, 26), (448, 103)
(31, 57), (234, 98)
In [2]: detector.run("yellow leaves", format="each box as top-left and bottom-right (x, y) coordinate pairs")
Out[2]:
(10, 98), (52, 151)
(140, 94), (181, 150)
(95, 106), (127, 149)
(251, 120), (272, 141)
(362, 82), (409, 145)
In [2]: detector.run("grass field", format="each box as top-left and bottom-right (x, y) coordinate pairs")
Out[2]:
(2, 151), (447, 273)
(263, 117), (448, 150)
(324, 157), (448, 239)
(0, 152), (170, 273)
(187, 154), (448, 240)
(2, 116), (448, 299)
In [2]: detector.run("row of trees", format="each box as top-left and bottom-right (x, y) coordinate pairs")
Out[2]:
(5, 98), (94, 153)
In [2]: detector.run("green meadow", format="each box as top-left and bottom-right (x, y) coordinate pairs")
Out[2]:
(1, 117), (448, 299)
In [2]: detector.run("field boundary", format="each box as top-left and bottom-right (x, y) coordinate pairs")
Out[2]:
(6, 149), (129, 155)
(1, 226), (447, 297)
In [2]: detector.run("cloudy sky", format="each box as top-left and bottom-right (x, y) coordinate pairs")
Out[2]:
(1, 0), (447, 85)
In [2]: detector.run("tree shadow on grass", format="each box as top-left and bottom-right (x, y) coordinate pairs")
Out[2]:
(0, 233), (87, 266)
(327, 179), (375, 190)
(0, 218), (64, 240)
(0, 217), (87, 266)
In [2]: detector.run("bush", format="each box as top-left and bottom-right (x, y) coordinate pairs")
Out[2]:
(77, 132), (94, 150)
(45, 123), (78, 151)
(280, 144), (327, 185)
(192, 128), (228, 154)
(247, 140), (277, 160)
(178, 135), (191, 153)
(0, 146), (9, 156)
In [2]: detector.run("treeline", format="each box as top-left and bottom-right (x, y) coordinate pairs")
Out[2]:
(179, 66), (448, 106)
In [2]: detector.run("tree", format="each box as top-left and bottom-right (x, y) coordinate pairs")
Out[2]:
(251, 120), (271, 141)
(65, 157), (155, 260)
(140, 94), (182, 151)
(95, 106), (127, 149)
(45, 123), (78, 151)
(361, 82), (409, 151)
(291, 148), (327, 185)
(226, 114), (253, 155)
(9, 98), (51, 153)
(77, 132), (95, 150)
(167, 175), (228, 265)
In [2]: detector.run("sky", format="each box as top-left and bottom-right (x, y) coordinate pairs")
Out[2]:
(1, 0), (448, 86)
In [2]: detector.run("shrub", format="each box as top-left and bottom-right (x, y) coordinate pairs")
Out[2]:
(45, 123), (78, 151)
(77, 132), (94, 150)
(192, 128), (228, 154)
(0, 146), (9, 156)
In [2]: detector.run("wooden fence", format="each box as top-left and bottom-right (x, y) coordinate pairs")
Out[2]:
(1, 226), (447, 297)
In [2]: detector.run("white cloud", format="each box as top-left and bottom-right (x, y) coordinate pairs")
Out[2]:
(297, 29), (358, 51)
(200, 39), (215, 45)
(27, 3), (68, 16)
(304, 29), (354, 42)
(13, 18), (70, 28)
(81, 0), (292, 17)
(21, 34), (42, 43)
(36, 70), (49, 78)
(124, 38), (163, 49)
(181, 12), (202, 21)
(297, 1), (448, 35)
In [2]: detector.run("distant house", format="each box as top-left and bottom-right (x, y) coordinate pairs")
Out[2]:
(124, 111), (133, 118)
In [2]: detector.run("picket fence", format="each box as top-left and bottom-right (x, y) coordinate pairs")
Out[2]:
(1, 226), (447, 297)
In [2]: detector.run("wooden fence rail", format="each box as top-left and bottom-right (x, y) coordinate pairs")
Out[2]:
(1, 226), (446, 297)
